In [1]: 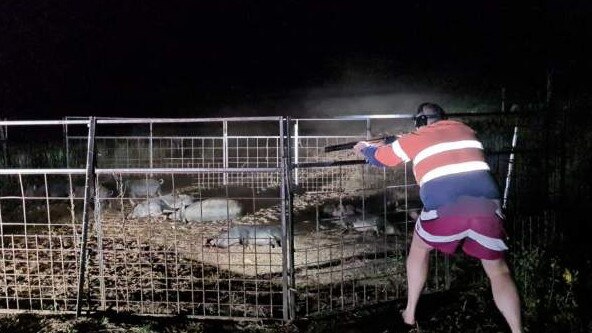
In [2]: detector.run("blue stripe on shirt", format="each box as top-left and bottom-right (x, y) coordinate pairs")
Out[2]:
(420, 171), (501, 210)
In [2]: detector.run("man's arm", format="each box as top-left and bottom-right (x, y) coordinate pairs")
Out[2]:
(353, 141), (384, 166)
(353, 139), (410, 167)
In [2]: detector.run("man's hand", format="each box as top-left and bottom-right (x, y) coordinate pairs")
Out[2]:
(353, 141), (371, 158)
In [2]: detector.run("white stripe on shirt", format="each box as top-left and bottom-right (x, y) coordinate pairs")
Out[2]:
(391, 140), (411, 162)
(413, 140), (484, 165)
(419, 161), (490, 186)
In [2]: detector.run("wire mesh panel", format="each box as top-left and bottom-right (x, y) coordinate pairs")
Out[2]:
(292, 118), (413, 192)
(85, 169), (286, 319)
(65, 118), (283, 191)
(63, 117), (291, 320)
(0, 120), (92, 314)
(289, 167), (425, 317)
(289, 117), (441, 317)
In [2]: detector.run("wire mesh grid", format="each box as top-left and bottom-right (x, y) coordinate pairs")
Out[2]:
(0, 120), (91, 314)
(66, 136), (283, 191)
(84, 170), (287, 319)
(287, 117), (438, 317)
(0, 188), (82, 313)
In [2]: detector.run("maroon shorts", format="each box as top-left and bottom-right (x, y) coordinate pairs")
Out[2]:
(414, 196), (508, 260)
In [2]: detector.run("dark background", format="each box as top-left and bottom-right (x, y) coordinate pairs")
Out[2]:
(1, 0), (591, 119)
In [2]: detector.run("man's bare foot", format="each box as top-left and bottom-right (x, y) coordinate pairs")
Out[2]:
(401, 309), (416, 325)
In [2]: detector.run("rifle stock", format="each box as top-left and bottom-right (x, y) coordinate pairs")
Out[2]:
(324, 135), (397, 153)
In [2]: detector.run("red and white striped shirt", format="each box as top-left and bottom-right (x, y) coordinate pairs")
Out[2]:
(369, 120), (490, 186)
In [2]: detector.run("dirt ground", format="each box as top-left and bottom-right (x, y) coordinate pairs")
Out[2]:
(0, 285), (512, 333)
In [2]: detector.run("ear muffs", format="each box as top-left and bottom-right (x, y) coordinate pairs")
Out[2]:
(414, 114), (429, 128)
(415, 103), (447, 128)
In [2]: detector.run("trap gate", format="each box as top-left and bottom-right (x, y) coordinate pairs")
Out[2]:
(0, 113), (530, 321)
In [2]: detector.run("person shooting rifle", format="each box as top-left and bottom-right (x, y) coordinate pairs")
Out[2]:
(352, 103), (523, 333)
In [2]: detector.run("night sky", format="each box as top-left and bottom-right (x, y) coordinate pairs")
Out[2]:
(1, 1), (591, 119)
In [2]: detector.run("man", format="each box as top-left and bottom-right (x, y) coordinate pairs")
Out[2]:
(353, 103), (522, 333)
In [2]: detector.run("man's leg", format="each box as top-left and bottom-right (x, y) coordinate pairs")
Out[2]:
(402, 231), (433, 325)
(481, 258), (522, 333)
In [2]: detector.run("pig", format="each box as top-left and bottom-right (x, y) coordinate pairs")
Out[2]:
(346, 214), (381, 233)
(71, 184), (114, 199)
(70, 184), (116, 211)
(206, 225), (282, 248)
(127, 197), (166, 219)
(158, 193), (194, 211)
(322, 203), (357, 218)
(97, 184), (115, 199)
(24, 184), (44, 197)
(344, 213), (399, 236)
(72, 185), (86, 198)
(94, 185), (116, 210)
(25, 183), (70, 198)
(125, 178), (164, 203)
(168, 198), (243, 223)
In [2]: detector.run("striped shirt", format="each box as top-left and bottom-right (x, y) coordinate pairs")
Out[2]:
(362, 120), (500, 209)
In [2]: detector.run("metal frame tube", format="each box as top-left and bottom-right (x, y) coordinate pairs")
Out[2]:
(503, 125), (519, 210)
(0, 168), (86, 175)
(223, 120), (228, 185)
(280, 118), (289, 322)
(280, 116), (297, 322)
(149, 122), (154, 171)
(94, 175), (107, 311)
(293, 120), (299, 186)
(63, 118), (71, 169)
(285, 117), (296, 321)
(76, 117), (97, 316)
(0, 120), (6, 167)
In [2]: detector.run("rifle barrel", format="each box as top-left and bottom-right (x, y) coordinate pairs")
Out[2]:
(324, 135), (396, 153)
(292, 159), (367, 168)
(324, 142), (358, 152)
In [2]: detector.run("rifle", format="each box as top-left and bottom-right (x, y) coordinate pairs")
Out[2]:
(292, 159), (367, 169)
(324, 135), (397, 153)
(293, 135), (399, 169)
